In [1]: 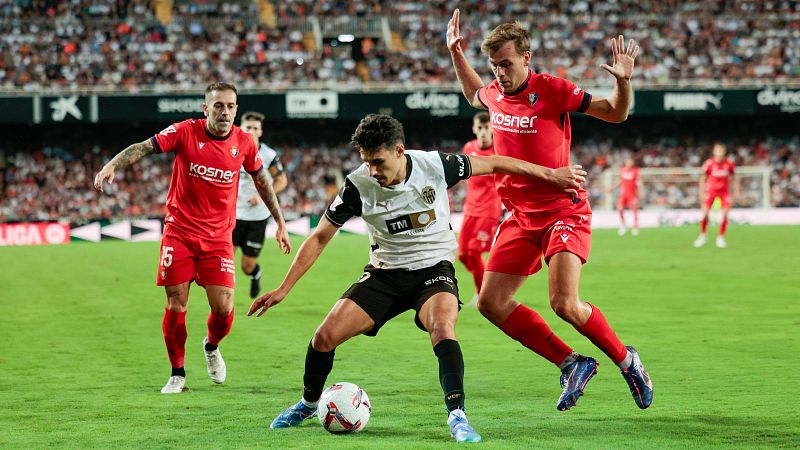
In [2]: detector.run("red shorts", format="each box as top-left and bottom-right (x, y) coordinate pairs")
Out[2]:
(486, 200), (592, 276)
(703, 190), (732, 209)
(156, 228), (236, 288)
(458, 215), (500, 255)
(617, 194), (638, 210)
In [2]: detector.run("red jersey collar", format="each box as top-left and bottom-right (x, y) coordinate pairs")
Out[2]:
(203, 119), (233, 141)
(502, 69), (533, 97)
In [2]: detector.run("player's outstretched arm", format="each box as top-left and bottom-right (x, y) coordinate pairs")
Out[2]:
(247, 216), (339, 317)
(251, 168), (291, 254)
(585, 35), (639, 123)
(447, 9), (486, 109)
(469, 154), (586, 195)
(93, 139), (155, 192)
(271, 172), (288, 193)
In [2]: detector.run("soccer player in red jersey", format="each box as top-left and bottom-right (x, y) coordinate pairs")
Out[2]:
(458, 112), (503, 302)
(94, 82), (292, 394)
(609, 157), (641, 236)
(694, 142), (739, 248)
(448, 10), (653, 411)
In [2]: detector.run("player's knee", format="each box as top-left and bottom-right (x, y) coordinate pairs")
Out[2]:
(241, 259), (256, 274)
(165, 291), (188, 312)
(427, 317), (456, 340)
(550, 294), (581, 323)
(311, 328), (338, 353)
(476, 293), (503, 322)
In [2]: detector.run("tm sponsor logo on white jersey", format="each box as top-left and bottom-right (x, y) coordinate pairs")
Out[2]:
(189, 162), (236, 183)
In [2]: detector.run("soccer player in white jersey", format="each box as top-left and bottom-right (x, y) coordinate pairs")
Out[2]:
(234, 112), (289, 298)
(247, 114), (587, 443)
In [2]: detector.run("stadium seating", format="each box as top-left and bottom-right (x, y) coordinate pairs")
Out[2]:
(2, 135), (797, 222)
(1, 0), (797, 91)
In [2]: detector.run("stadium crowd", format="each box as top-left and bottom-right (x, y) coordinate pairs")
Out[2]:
(1, 133), (797, 223)
(1, 0), (798, 92)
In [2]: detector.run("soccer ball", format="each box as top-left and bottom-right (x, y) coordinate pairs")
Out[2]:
(318, 382), (371, 433)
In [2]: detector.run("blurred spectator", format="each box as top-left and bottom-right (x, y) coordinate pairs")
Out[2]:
(1, 133), (798, 223)
(1, 0), (797, 92)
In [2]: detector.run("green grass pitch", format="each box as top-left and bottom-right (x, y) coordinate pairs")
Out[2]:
(1, 225), (798, 449)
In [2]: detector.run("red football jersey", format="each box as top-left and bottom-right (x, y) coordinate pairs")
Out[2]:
(151, 119), (262, 240)
(462, 139), (502, 218)
(619, 166), (639, 197)
(702, 158), (735, 193)
(477, 69), (592, 213)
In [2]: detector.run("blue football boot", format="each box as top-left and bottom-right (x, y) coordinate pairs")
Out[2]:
(448, 409), (481, 443)
(620, 346), (653, 409)
(270, 401), (317, 429)
(557, 355), (598, 411)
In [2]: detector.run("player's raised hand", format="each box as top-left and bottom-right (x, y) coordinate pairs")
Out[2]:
(446, 9), (463, 53)
(248, 288), (288, 317)
(550, 164), (587, 196)
(275, 225), (292, 254)
(93, 164), (115, 192)
(600, 35), (639, 80)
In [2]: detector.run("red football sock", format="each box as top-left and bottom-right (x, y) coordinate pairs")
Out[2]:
(618, 210), (626, 227)
(700, 216), (709, 233)
(720, 217), (728, 236)
(499, 304), (573, 366)
(458, 252), (485, 292)
(162, 309), (187, 369)
(207, 309), (234, 346)
(632, 209), (639, 229)
(576, 303), (627, 364)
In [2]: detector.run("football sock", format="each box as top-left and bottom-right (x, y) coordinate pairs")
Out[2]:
(617, 349), (633, 369)
(558, 352), (580, 370)
(720, 217), (728, 236)
(247, 264), (261, 279)
(206, 309), (234, 346)
(632, 209), (639, 229)
(618, 210), (625, 227)
(433, 339), (465, 412)
(499, 304), (573, 366)
(171, 367), (186, 377)
(162, 309), (187, 369)
(575, 303), (627, 365)
(458, 252), (485, 292)
(700, 216), (709, 233)
(303, 341), (335, 403)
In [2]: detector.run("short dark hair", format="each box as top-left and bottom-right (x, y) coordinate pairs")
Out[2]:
(473, 112), (490, 123)
(241, 111), (265, 124)
(205, 82), (238, 95)
(351, 114), (405, 153)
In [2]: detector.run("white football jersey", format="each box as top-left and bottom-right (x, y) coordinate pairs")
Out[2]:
(236, 143), (283, 221)
(325, 149), (472, 270)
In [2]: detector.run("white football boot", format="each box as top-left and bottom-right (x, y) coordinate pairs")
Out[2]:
(161, 376), (186, 394)
(203, 337), (227, 384)
(716, 236), (727, 248)
(693, 234), (707, 247)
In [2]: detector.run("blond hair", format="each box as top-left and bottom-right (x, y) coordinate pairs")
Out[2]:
(481, 22), (531, 56)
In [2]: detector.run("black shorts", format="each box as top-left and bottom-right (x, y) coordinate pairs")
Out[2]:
(342, 260), (461, 337)
(232, 219), (268, 257)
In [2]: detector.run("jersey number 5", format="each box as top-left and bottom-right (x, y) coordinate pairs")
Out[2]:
(160, 246), (174, 267)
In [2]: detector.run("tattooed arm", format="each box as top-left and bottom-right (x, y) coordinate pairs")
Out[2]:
(94, 139), (155, 192)
(252, 167), (292, 254)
